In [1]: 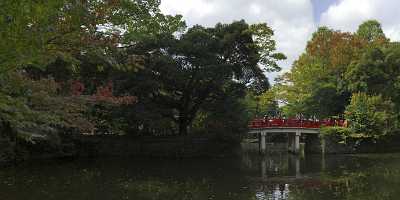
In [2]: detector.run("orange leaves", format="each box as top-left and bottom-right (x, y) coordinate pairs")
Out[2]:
(307, 29), (365, 72)
(70, 80), (137, 105)
(92, 81), (136, 105)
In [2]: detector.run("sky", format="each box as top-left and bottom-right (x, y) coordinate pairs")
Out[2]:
(160, 0), (400, 83)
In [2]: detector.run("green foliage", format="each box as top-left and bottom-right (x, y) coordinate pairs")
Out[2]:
(248, 23), (286, 72)
(345, 48), (388, 94)
(276, 25), (364, 118)
(0, 0), (186, 139)
(0, 72), (92, 144)
(320, 126), (355, 143)
(345, 44), (400, 109)
(320, 126), (353, 137)
(192, 82), (249, 141)
(345, 92), (397, 138)
(242, 89), (279, 119)
(276, 19), (400, 142)
(0, 0), (185, 74)
(134, 20), (283, 135)
(356, 20), (386, 42)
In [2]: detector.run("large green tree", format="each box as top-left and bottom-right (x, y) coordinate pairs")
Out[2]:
(131, 20), (284, 135)
(356, 20), (387, 43)
(345, 43), (400, 111)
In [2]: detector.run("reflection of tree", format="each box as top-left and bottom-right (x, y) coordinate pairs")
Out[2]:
(289, 157), (400, 200)
(123, 179), (210, 200)
(2, 155), (400, 200)
(123, 178), (262, 200)
(241, 153), (290, 176)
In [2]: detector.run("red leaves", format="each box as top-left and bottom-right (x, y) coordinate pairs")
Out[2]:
(71, 80), (85, 96)
(70, 80), (137, 105)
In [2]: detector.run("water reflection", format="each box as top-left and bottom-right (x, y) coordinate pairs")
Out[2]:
(242, 152), (305, 178)
(242, 153), (304, 200)
(255, 184), (289, 200)
(1, 153), (400, 199)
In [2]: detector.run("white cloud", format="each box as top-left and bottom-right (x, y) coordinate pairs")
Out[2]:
(160, 0), (316, 83)
(320, 0), (400, 41)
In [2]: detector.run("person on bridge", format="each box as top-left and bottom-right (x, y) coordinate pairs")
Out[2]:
(263, 115), (269, 126)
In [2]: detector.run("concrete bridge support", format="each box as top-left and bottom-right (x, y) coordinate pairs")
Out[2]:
(260, 132), (267, 154)
(287, 131), (301, 154)
(250, 128), (317, 155)
(295, 131), (301, 154)
(288, 155), (301, 178)
(258, 131), (302, 154)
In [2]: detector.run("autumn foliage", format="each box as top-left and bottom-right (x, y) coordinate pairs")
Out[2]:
(91, 81), (137, 105)
(70, 80), (137, 105)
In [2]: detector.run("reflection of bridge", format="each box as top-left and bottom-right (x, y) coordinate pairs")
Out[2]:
(248, 118), (345, 154)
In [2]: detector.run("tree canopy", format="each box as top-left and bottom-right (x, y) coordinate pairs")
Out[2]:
(124, 20), (284, 135)
(0, 0), (284, 146)
(0, 0), (185, 73)
(274, 19), (400, 138)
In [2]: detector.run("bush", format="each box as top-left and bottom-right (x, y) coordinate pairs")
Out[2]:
(320, 126), (354, 143)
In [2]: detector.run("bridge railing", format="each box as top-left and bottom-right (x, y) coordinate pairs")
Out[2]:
(248, 118), (346, 129)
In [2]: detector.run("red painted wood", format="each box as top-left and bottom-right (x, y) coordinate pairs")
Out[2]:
(248, 118), (345, 129)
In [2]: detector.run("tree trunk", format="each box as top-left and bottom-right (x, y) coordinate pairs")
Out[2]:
(178, 123), (188, 135)
(178, 118), (188, 136)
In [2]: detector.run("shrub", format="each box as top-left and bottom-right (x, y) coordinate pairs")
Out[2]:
(320, 126), (354, 143)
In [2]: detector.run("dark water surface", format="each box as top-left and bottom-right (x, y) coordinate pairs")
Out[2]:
(1, 152), (400, 200)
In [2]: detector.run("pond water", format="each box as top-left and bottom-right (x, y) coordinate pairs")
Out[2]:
(1, 152), (400, 200)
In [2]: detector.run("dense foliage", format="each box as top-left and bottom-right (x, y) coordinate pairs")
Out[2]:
(274, 20), (400, 140)
(345, 92), (397, 139)
(0, 0), (284, 149)
(4, 0), (397, 152)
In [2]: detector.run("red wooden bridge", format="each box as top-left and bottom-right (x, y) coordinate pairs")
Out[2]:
(247, 118), (346, 154)
(248, 118), (346, 129)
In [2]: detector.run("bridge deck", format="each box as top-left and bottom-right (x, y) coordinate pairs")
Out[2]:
(248, 127), (320, 134)
(249, 118), (345, 129)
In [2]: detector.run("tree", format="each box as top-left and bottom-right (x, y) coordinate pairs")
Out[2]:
(345, 48), (388, 94)
(245, 88), (280, 118)
(193, 82), (249, 139)
(0, 71), (93, 144)
(356, 20), (386, 42)
(345, 92), (397, 138)
(276, 26), (366, 118)
(0, 0), (185, 140)
(135, 20), (285, 135)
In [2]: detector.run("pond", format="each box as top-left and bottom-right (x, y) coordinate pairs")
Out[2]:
(1, 152), (400, 200)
